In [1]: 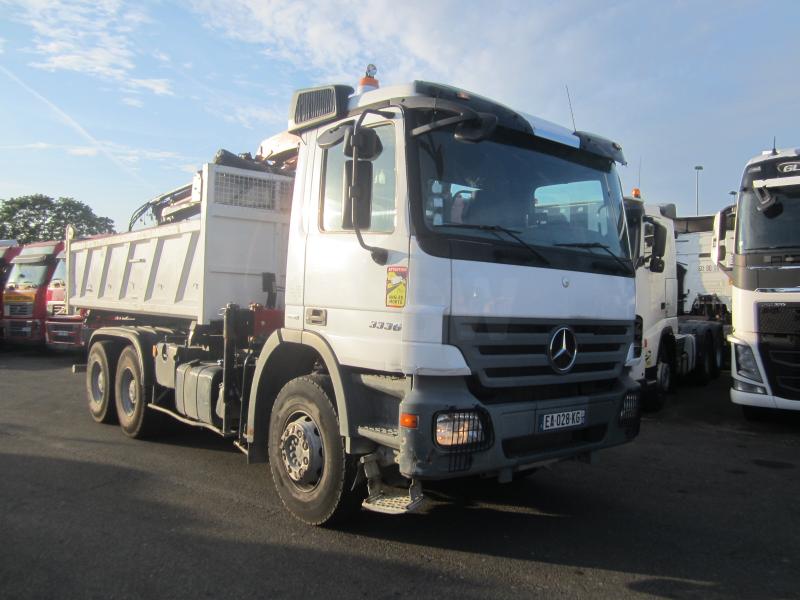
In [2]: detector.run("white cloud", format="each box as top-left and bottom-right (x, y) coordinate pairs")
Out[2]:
(223, 105), (282, 129)
(152, 50), (170, 62)
(67, 146), (99, 156)
(0, 37), (5, 54)
(127, 78), (173, 95)
(0, 140), (187, 165)
(9, 0), (172, 97)
(122, 96), (143, 108)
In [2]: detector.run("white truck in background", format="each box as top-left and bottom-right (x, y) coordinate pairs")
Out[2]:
(625, 196), (725, 410)
(68, 73), (642, 525)
(713, 148), (800, 419)
(673, 213), (734, 319)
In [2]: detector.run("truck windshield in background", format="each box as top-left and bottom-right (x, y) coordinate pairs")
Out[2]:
(6, 263), (49, 289)
(413, 126), (629, 268)
(50, 258), (67, 287)
(736, 186), (800, 253)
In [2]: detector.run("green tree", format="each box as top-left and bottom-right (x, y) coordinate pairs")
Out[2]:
(0, 195), (115, 244)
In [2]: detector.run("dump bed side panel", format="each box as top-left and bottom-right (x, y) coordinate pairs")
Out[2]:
(68, 164), (292, 324)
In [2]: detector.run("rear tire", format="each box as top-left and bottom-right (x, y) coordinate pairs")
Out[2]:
(709, 331), (723, 378)
(114, 345), (162, 438)
(268, 375), (364, 526)
(693, 333), (713, 385)
(643, 341), (671, 412)
(86, 341), (118, 424)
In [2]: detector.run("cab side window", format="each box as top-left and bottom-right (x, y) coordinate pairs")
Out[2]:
(321, 124), (396, 233)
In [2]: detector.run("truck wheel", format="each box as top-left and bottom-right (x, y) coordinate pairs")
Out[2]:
(693, 334), (712, 385)
(86, 341), (118, 424)
(114, 345), (162, 438)
(268, 375), (364, 526)
(709, 332), (723, 379)
(643, 343), (671, 412)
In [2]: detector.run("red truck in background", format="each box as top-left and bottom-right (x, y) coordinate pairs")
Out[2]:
(0, 240), (22, 340)
(2, 240), (64, 344)
(45, 250), (85, 350)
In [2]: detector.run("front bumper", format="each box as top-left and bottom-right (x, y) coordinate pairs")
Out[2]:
(2, 319), (45, 343)
(397, 375), (640, 480)
(45, 320), (84, 349)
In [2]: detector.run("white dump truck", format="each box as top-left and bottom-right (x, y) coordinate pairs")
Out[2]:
(625, 196), (725, 410)
(713, 148), (800, 419)
(68, 73), (642, 525)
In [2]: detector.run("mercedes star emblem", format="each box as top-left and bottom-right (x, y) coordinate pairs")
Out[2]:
(548, 326), (578, 374)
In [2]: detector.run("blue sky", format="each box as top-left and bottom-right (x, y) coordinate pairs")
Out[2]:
(1, 0), (798, 230)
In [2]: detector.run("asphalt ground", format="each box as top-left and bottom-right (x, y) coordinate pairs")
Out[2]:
(1, 347), (798, 599)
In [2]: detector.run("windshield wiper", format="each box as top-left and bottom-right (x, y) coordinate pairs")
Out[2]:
(555, 242), (634, 275)
(437, 223), (550, 265)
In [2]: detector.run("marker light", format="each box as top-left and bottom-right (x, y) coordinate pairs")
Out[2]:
(399, 413), (418, 429)
(632, 187), (641, 199)
(357, 64), (380, 94)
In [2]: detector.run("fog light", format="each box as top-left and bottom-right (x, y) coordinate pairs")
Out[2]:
(435, 411), (485, 447)
(732, 379), (766, 394)
(619, 390), (640, 425)
(734, 344), (762, 383)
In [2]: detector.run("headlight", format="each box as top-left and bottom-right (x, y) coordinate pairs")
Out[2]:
(732, 379), (766, 394)
(435, 411), (485, 447)
(734, 344), (762, 383)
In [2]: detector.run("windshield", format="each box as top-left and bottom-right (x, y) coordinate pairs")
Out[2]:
(415, 127), (629, 263)
(6, 263), (48, 289)
(50, 259), (67, 286)
(736, 187), (800, 253)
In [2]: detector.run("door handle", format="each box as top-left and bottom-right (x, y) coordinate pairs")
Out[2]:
(305, 308), (327, 326)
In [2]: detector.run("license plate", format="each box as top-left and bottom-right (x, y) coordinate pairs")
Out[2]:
(539, 409), (586, 432)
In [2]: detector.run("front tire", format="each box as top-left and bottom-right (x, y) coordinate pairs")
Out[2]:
(114, 345), (162, 438)
(86, 341), (118, 424)
(268, 375), (364, 526)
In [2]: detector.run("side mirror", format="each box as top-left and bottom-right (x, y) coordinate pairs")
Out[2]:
(342, 160), (373, 229)
(650, 257), (665, 273)
(651, 222), (667, 259)
(711, 207), (731, 270)
(345, 127), (382, 161)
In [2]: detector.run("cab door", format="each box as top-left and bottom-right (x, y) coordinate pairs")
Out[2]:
(303, 112), (410, 372)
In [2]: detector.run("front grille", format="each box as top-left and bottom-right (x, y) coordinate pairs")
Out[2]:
(758, 302), (800, 335)
(7, 321), (30, 337)
(758, 333), (800, 400)
(447, 316), (631, 396)
(7, 303), (33, 317)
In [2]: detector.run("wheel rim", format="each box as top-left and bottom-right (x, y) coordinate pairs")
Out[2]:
(279, 411), (324, 491)
(89, 362), (105, 405)
(119, 368), (137, 416)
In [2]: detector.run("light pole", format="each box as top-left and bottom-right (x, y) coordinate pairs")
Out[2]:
(694, 165), (703, 215)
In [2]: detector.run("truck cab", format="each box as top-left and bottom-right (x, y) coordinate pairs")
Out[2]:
(714, 148), (800, 417)
(71, 78), (642, 524)
(45, 251), (85, 350)
(3, 240), (64, 344)
(626, 197), (724, 410)
(0, 240), (21, 340)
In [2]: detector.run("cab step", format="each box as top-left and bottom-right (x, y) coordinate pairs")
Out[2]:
(360, 452), (423, 515)
(362, 484), (424, 515)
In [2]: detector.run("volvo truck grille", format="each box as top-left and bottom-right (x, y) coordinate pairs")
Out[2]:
(757, 302), (800, 336)
(446, 316), (632, 402)
(758, 333), (800, 401)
